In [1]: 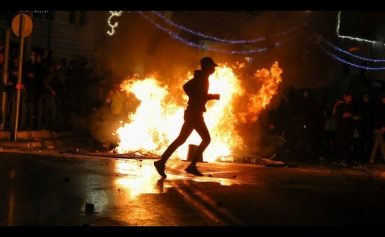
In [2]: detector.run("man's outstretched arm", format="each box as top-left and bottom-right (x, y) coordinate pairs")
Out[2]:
(206, 94), (220, 100)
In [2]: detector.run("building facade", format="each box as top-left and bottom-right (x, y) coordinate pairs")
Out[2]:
(0, 11), (107, 62)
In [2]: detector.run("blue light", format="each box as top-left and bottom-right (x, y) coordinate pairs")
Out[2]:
(151, 11), (265, 44)
(151, 11), (306, 46)
(320, 46), (385, 71)
(138, 11), (268, 55)
(322, 38), (385, 63)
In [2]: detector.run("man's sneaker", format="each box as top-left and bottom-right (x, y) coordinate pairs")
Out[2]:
(185, 165), (203, 176)
(154, 160), (167, 179)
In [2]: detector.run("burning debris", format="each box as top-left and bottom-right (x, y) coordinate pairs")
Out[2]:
(240, 61), (283, 122)
(112, 62), (283, 162)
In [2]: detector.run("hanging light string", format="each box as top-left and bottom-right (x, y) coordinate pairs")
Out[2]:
(108, 11), (385, 71)
(151, 11), (265, 44)
(138, 11), (268, 55)
(105, 10), (306, 54)
(321, 38), (385, 63)
(336, 11), (379, 45)
(107, 11), (123, 36)
(317, 44), (385, 71)
(276, 21), (308, 37)
(151, 11), (307, 46)
(302, 26), (385, 70)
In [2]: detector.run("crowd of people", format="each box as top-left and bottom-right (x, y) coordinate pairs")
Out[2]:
(264, 87), (385, 166)
(0, 43), (118, 135)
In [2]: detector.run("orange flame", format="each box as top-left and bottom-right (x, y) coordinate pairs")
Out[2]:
(115, 62), (282, 162)
(240, 61), (283, 123)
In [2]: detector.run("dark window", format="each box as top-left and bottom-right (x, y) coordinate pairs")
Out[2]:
(69, 11), (76, 24)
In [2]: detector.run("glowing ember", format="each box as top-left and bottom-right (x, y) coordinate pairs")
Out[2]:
(115, 62), (283, 162)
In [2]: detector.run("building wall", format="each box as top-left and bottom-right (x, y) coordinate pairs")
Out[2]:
(31, 11), (106, 61)
(0, 11), (107, 62)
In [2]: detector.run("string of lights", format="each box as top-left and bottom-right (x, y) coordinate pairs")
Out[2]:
(276, 21), (308, 37)
(105, 11), (305, 54)
(321, 38), (385, 63)
(152, 11), (307, 45)
(151, 11), (265, 44)
(336, 11), (379, 45)
(138, 11), (268, 55)
(106, 11), (385, 72)
(319, 45), (385, 71)
(107, 11), (123, 36)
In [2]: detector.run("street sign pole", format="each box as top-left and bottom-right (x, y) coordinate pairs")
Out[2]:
(12, 14), (25, 141)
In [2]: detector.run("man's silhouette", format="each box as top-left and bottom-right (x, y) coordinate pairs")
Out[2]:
(154, 57), (220, 178)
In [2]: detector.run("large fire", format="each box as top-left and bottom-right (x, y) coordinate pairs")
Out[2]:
(115, 62), (282, 162)
(240, 61), (283, 122)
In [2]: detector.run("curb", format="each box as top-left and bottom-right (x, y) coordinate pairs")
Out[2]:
(362, 166), (385, 179)
(0, 137), (91, 150)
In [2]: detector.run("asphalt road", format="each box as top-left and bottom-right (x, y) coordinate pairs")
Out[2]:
(1, 151), (385, 226)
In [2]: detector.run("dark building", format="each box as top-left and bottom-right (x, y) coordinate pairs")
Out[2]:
(0, 11), (107, 62)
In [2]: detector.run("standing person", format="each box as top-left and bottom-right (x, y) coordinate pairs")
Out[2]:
(333, 91), (356, 165)
(369, 93), (385, 164)
(356, 92), (374, 164)
(154, 57), (220, 178)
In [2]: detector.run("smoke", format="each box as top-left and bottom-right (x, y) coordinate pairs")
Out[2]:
(89, 11), (337, 155)
(100, 11), (336, 90)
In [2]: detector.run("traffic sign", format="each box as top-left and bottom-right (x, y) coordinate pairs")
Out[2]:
(12, 14), (33, 38)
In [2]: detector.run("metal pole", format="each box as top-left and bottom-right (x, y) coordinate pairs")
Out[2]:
(0, 28), (10, 130)
(13, 15), (25, 141)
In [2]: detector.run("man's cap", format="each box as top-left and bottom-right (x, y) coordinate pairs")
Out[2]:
(200, 57), (218, 68)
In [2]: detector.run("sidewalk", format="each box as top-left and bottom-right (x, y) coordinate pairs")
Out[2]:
(362, 164), (385, 179)
(241, 154), (385, 180)
(0, 129), (92, 150)
(2, 130), (385, 182)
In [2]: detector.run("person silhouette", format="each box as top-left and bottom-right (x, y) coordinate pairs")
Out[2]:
(154, 57), (220, 178)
